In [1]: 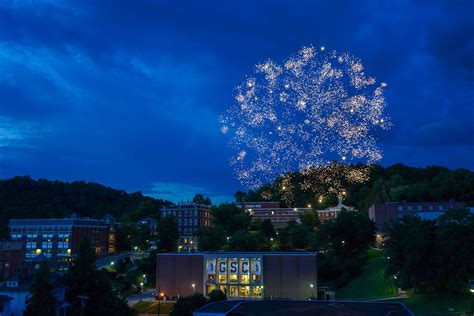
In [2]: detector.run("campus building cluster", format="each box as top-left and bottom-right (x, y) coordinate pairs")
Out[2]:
(369, 200), (466, 230)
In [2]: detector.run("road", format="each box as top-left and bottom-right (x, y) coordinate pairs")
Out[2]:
(127, 289), (156, 306)
(96, 251), (148, 268)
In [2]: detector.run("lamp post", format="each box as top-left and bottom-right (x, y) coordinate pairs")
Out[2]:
(470, 288), (474, 313)
(140, 282), (144, 302)
(310, 283), (314, 299)
(192, 283), (196, 293)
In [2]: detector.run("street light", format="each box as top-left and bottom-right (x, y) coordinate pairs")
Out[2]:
(310, 283), (314, 298)
(192, 283), (196, 293)
(139, 282), (144, 302)
(110, 261), (114, 266)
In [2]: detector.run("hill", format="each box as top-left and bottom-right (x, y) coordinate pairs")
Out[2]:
(0, 176), (171, 236)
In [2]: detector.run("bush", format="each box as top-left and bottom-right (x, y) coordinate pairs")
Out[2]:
(170, 293), (207, 316)
(208, 289), (227, 302)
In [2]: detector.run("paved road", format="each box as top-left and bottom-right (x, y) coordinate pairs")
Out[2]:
(96, 251), (148, 268)
(127, 289), (156, 306)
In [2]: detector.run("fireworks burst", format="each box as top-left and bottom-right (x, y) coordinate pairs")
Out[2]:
(220, 45), (391, 197)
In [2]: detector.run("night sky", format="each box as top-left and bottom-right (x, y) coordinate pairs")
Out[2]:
(0, 1), (473, 204)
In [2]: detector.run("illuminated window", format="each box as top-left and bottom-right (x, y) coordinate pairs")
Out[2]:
(240, 286), (250, 297)
(240, 274), (250, 284)
(218, 274), (227, 283)
(229, 285), (239, 297)
(252, 286), (263, 297)
(229, 274), (238, 283)
(252, 275), (261, 282)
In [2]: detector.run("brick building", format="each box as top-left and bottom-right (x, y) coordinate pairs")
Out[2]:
(156, 252), (317, 300)
(369, 201), (466, 230)
(160, 203), (212, 250)
(9, 216), (115, 262)
(316, 196), (355, 222)
(0, 241), (24, 280)
(236, 202), (312, 227)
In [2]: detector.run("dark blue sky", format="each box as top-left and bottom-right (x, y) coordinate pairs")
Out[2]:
(0, 0), (473, 204)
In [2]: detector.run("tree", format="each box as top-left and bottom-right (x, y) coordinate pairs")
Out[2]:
(24, 262), (57, 316)
(313, 210), (376, 287)
(65, 239), (135, 316)
(299, 210), (319, 231)
(228, 230), (257, 251)
(384, 211), (474, 293)
(260, 219), (275, 238)
(211, 203), (251, 236)
(234, 191), (247, 202)
(157, 216), (179, 252)
(208, 289), (227, 302)
(170, 293), (207, 316)
(383, 216), (438, 292)
(195, 226), (226, 251)
(192, 194), (212, 205)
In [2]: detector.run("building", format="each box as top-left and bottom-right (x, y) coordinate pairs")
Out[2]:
(369, 201), (466, 230)
(0, 295), (13, 316)
(156, 252), (317, 300)
(193, 300), (414, 316)
(0, 272), (67, 316)
(316, 196), (355, 222)
(236, 202), (312, 227)
(0, 242), (24, 280)
(9, 216), (115, 262)
(160, 203), (212, 250)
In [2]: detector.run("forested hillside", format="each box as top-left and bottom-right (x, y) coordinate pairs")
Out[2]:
(239, 164), (474, 211)
(0, 176), (171, 236)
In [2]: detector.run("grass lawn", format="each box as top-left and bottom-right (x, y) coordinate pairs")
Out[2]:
(132, 301), (175, 315)
(392, 290), (471, 315)
(336, 248), (398, 300)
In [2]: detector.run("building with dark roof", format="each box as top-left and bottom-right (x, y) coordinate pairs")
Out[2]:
(0, 241), (24, 280)
(160, 203), (212, 250)
(193, 299), (414, 316)
(9, 216), (115, 262)
(369, 201), (466, 230)
(156, 252), (317, 301)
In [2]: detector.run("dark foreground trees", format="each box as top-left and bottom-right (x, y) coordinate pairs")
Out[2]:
(384, 209), (474, 293)
(24, 262), (57, 316)
(64, 239), (135, 316)
(314, 210), (376, 287)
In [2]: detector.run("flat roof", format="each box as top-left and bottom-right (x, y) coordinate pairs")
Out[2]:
(194, 300), (413, 316)
(9, 218), (108, 227)
(157, 251), (316, 257)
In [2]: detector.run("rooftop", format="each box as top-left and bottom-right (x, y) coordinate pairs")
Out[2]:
(158, 251), (316, 257)
(194, 299), (414, 316)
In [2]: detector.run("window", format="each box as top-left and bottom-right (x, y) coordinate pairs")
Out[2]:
(398, 206), (403, 211)
(240, 286), (250, 297)
(438, 205), (443, 210)
(417, 205), (422, 211)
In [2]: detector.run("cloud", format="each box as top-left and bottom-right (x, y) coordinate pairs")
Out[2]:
(144, 182), (234, 205)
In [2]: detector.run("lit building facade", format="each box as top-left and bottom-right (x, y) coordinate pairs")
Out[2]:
(236, 202), (312, 227)
(156, 252), (317, 300)
(369, 201), (466, 230)
(9, 217), (115, 262)
(160, 203), (212, 250)
(317, 196), (355, 222)
(0, 241), (24, 280)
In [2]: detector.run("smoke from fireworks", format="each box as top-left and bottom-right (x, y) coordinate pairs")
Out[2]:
(219, 45), (391, 196)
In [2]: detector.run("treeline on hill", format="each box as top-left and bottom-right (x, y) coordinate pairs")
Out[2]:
(0, 176), (172, 237)
(237, 163), (474, 210)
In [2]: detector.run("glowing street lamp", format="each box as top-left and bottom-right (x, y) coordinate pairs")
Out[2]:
(310, 283), (314, 298)
(192, 283), (196, 293)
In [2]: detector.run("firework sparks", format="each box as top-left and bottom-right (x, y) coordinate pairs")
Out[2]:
(220, 45), (391, 195)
